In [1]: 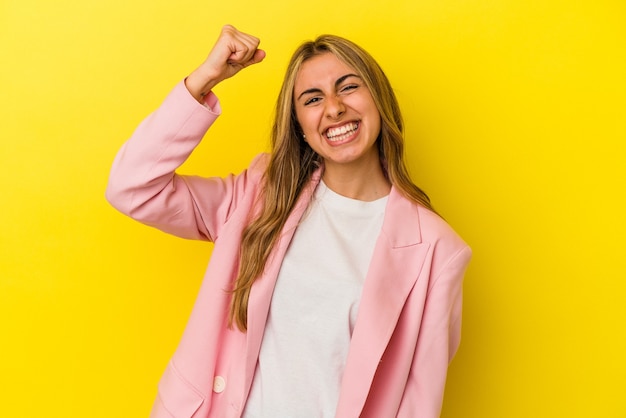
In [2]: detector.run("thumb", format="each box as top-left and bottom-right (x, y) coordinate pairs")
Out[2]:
(246, 48), (266, 67)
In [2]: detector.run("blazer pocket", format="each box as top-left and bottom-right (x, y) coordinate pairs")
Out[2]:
(153, 361), (205, 418)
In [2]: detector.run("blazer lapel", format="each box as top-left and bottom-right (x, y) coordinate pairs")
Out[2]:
(241, 168), (324, 402)
(335, 187), (431, 417)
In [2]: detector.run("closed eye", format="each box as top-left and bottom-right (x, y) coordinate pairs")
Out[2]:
(340, 84), (359, 93)
(304, 96), (322, 106)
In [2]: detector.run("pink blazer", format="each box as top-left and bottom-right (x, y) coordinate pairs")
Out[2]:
(106, 81), (472, 418)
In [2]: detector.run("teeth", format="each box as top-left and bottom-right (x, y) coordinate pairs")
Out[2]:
(326, 122), (359, 141)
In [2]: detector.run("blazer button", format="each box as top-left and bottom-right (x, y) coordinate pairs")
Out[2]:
(213, 376), (226, 393)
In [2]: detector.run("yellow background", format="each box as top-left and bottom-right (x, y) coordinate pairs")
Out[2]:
(1, 0), (625, 416)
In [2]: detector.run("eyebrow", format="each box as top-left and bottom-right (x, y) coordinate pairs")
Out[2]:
(296, 73), (362, 101)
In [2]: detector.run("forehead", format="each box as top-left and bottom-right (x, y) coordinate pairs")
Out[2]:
(294, 53), (358, 90)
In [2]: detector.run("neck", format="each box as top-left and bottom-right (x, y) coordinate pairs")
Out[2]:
(322, 157), (391, 201)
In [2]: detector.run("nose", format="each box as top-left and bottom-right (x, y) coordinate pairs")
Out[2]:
(325, 95), (345, 119)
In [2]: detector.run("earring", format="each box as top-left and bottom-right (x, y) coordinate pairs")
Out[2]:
(302, 134), (307, 141)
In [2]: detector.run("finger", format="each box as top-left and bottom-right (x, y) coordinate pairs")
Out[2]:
(227, 40), (260, 65)
(242, 48), (266, 68)
(225, 27), (261, 65)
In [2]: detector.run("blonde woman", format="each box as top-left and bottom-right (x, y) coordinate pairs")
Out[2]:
(107, 24), (471, 418)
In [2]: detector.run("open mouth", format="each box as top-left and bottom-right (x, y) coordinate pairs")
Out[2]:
(325, 122), (359, 142)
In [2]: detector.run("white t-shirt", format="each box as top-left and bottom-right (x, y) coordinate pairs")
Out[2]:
(243, 181), (388, 418)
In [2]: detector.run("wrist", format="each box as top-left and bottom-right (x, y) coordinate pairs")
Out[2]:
(185, 68), (220, 103)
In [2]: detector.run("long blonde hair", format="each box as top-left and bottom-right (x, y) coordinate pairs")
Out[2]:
(229, 35), (435, 331)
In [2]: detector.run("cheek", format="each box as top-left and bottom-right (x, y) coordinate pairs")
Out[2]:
(368, 101), (382, 133)
(295, 110), (316, 133)
(366, 108), (382, 136)
(294, 107), (305, 129)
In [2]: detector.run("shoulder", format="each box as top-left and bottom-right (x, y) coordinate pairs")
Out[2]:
(383, 188), (471, 259)
(417, 206), (467, 247)
(415, 204), (472, 274)
(249, 152), (270, 172)
(245, 153), (269, 184)
(386, 188), (468, 249)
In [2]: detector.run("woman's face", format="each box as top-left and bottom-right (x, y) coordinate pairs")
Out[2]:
(293, 53), (381, 172)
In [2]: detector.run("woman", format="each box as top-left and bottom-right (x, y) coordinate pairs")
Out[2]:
(106, 24), (471, 418)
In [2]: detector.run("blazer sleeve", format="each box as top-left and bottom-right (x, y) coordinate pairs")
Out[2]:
(105, 80), (265, 242)
(398, 244), (472, 418)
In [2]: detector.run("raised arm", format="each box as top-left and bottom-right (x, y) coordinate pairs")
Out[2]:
(105, 25), (266, 241)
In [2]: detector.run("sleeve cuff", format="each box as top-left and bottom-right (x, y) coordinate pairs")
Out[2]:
(179, 78), (222, 115)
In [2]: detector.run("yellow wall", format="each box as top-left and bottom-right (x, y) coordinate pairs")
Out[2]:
(1, 0), (624, 416)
